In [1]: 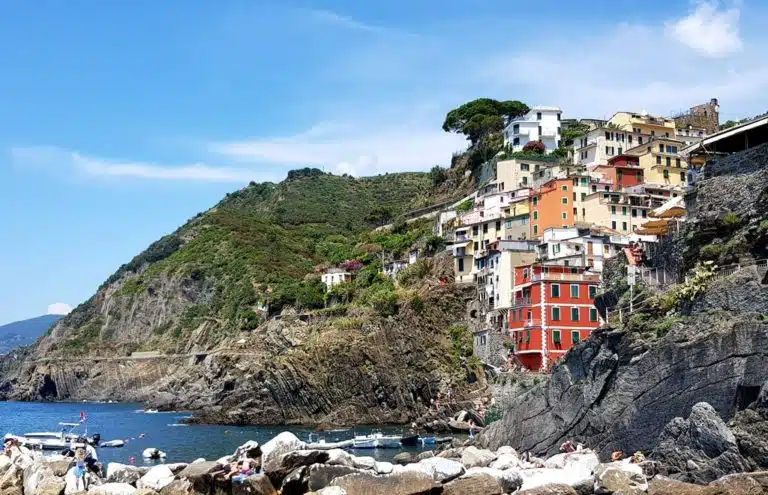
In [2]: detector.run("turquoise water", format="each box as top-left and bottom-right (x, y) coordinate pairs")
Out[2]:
(0, 401), (433, 464)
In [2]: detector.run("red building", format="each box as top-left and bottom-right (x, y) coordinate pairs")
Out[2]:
(507, 263), (601, 371)
(594, 155), (644, 191)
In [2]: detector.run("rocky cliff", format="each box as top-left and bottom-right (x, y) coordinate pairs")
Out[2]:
(478, 145), (768, 459)
(0, 169), (484, 425)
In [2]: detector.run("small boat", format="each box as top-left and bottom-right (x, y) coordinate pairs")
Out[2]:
(400, 434), (420, 447)
(15, 422), (100, 450)
(100, 440), (125, 448)
(420, 436), (437, 446)
(352, 432), (402, 449)
(142, 448), (166, 459)
(144, 409), (159, 414)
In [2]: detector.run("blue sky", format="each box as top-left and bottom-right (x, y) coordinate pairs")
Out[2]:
(1, 0), (766, 324)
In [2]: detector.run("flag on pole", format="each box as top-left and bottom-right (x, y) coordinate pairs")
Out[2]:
(80, 411), (87, 423)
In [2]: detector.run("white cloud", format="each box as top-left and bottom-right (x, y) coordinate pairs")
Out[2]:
(10, 146), (263, 183)
(208, 120), (467, 176)
(307, 9), (385, 33)
(47, 303), (72, 315)
(666, 1), (742, 57)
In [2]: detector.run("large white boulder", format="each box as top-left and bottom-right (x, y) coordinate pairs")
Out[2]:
(106, 463), (147, 484)
(326, 449), (354, 467)
(418, 457), (466, 483)
(461, 446), (497, 469)
(373, 461), (393, 475)
(594, 462), (648, 493)
(519, 467), (593, 491)
(87, 483), (137, 495)
(544, 451), (600, 481)
(260, 431), (306, 479)
(351, 456), (375, 470)
(496, 446), (518, 456)
(136, 465), (175, 492)
(490, 453), (524, 471)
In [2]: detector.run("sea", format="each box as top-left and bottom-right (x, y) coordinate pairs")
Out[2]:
(0, 402), (443, 465)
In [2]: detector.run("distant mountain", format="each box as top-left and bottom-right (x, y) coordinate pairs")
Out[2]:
(0, 314), (62, 354)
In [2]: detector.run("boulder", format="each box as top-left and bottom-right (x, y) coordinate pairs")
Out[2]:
(351, 456), (375, 470)
(269, 450), (329, 485)
(0, 456), (11, 475)
(519, 485), (578, 495)
(652, 402), (751, 484)
(325, 450), (353, 467)
(460, 446), (496, 469)
(232, 440), (262, 461)
(417, 457), (465, 483)
(47, 459), (75, 477)
(87, 483), (138, 495)
(709, 474), (765, 494)
(106, 464), (149, 485)
(231, 474), (278, 495)
(594, 462), (648, 494)
(415, 451), (434, 461)
(393, 453), (413, 466)
(331, 470), (442, 495)
(158, 479), (193, 495)
(518, 468), (592, 492)
(137, 465), (175, 492)
(490, 453), (523, 470)
(374, 462), (393, 475)
(24, 461), (66, 495)
(437, 448), (464, 459)
(447, 420), (474, 433)
(64, 467), (99, 495)
(463, 467), (522, 493)
(443, 474), (502, 495)
(164, 464), (188, 475)
(134, 490), (159, 495)
(496, 446), (518, 456)
(260, 432), (306, 486)
(175, 461), (224, 494)
(0, 463), (24, 495)
(307, 488), (346, 495)
(280, 467), (308, 495)
(305, 465), (359, 492)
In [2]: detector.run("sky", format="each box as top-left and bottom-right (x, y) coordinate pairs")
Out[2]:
(1, 0), (767, 325)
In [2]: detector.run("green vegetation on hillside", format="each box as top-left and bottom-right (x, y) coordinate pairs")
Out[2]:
(56, 169), (453, 353)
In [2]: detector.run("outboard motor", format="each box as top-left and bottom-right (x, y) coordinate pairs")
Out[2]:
(91, 433), (101, 446)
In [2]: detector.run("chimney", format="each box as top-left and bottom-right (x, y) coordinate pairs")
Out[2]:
(710, 98), (719, 106)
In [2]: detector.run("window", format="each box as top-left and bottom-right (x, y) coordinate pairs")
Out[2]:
(667, 145), (678, 153)
(473, 241), (479, 250)
(618, 147), (622, 154)
(525, 330), (531, 343)
(458, 259), (464, 271)
(680, 172), (686, 182)
(581, 193), (586, 201)
(589, 286), (597, 298)
(651, 130), (655, 136)
(622, 221), (628, 231)
(589, 308), (598, 321)
(513, 137), (520, 146)
(562, 185), (568, 191)
(538, 125), (542, 136)
(552, 284), (560, 298)
(573, 207), (577, 216)
(605, 146), (610, 155)
(532, 197), (538, 206)
(533, 211), (538, 220)
(611, 220), (617, 229)
(533, 225), (538, 235)
(572, 331), (581, 343)
(663, 169), (670, 179)
(472, 226), (478, 235)
(562, 212), (568, 220)
(642, 209), (647, 218)
(522, 176), (528, 185)
(522, 268), (529, 278)
(622, 206), (628, 215)
(636, 172), (642, 182)
(639, 136), (643, 144)
(666, 157), (671, 167)
(513, 124), (519, 134)
(572, 192), (576, 201)
(581, 177), (588, 186)
(632, 208), (638, 217)
(582, 208), (586, 217)
(562, 197), (568, 205)
(570, 284), (579, 298)
(605, 131), (610, 140)
(628, 135), (633, 144)
(611, 205), (616, 214)
(659, 144), (664, 152)
(483, 223), (488, 234)
(592, 185), (597, 193)
(656, 155), (662, 165)
(552, 307), (561, 321)
(571, 307), (580, 321)
(618, 171), (623, 181)
(521, 163), (530, 171)
(553, 330), (561, 345)
(676, 158), (681, 167)
(537, 112), (542, 120)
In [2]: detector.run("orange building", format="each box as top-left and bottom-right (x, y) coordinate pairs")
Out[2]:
(508, 263), (601, 371)
(530, 178), (576, 237)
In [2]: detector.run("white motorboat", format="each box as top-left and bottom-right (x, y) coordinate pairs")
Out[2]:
(8, 421), (100, 451)
(100, 439), (125, 448)
(352, 432), (402, 449)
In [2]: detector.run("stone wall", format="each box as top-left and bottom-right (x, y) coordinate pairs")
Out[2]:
(690, 142), (768, 221)
(474, 329), (506, 368)
(674, 98), (720, 134)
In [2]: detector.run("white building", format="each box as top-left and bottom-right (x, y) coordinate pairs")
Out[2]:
(504, 106), (563, 153)
(321, 268), (352, 289)
(537, 227), (631, 272)
(383, 260), (408, 279)
(572, 128), (649, 167)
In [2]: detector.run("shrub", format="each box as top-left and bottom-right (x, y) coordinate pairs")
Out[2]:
(425, 236), (445, 256)
(332, 317), (363, 330)
(699, 243), (724, 262)
(457, 199), (473, 213)
(397, 259), (433, 287)
(430, 166), (448, 187)
(410, 295), (424, 313)
(449, 325), (473, 363)
(722, 213), (741, 229)
(522, 140), (546, 153)
(392, 218), (408, 234)
(341, 259), (364, 272)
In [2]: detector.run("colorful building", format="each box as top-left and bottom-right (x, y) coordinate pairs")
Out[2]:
(608, 111), (676, 137)
(624, 137), (689, 186)
(592, 155), (644, 191)
(508, 263), (601, 371)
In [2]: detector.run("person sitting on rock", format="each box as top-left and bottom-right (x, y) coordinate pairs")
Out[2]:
(611, 450), (624, 462)
(560, 440), (576, 453)
(631, 451), (645, 464)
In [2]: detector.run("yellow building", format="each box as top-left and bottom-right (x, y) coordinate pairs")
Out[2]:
(608, 111), (676, 137)
(495, 158), (556, 190)
(624, 137), (688, 186)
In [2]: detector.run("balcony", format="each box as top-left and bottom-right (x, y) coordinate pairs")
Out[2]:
(455, 233), (470, 242)
(530, 272), (600, 283)
(510, 319), (543, 329)
(510, 296), (532, 308)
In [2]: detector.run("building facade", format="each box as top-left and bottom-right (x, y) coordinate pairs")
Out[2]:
(504, 106), (563, 153)
(508, 264), (601, 371)
(624, 138), (688, 186)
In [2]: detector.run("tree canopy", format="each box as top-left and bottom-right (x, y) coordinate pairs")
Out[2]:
(442, 98), (529, 146)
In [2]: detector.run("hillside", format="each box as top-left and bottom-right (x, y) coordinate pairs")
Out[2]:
(0, 315), (61, 354)
(0, 167), (483, 424)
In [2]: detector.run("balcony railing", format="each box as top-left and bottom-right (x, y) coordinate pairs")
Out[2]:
(455, 234), (470, 242)
(527, 272), (601, 283)
(510, 319), (543, 329)
(510, 296), (532, 308)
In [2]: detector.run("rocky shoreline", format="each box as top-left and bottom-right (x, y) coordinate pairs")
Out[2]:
(4, 400), (768, 495)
